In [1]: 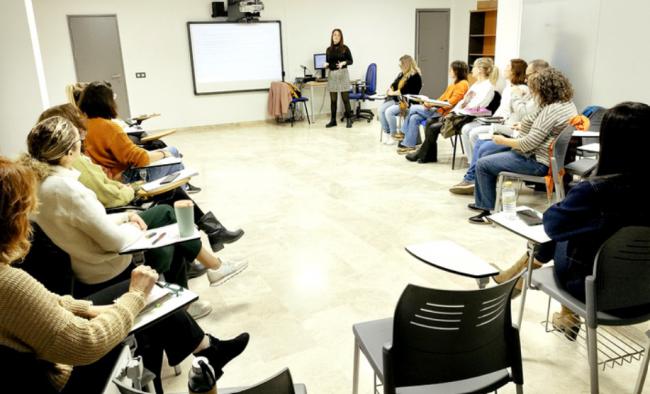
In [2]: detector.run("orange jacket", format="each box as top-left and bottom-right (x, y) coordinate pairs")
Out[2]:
(437, 80), (470, 115)
(85, 118), (150, 179)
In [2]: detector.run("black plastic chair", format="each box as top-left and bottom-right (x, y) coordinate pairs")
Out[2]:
(352, 277), (523, 394)
(16, 222), (75, 296)
(218, 369), (307, 394)
(0, 346), (59, 394)
(531, 226), (650, 394)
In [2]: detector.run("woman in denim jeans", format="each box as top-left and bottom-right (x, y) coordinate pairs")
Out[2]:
(492, 102), (650, 340)
(378, 55), (422, 144)
(468, 68), (577, 224)
(396, 61), (469, 151)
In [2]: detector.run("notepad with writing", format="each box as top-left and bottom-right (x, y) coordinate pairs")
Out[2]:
(130, 284), (198, 334)
(119, 223), (201, 254)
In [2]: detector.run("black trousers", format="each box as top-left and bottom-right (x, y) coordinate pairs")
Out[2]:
(64, 280), (205, 394)
(330, 91), (352, 119)
(416, 119), (443, 162)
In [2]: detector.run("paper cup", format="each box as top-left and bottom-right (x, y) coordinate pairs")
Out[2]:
(174, 200), (195, 237)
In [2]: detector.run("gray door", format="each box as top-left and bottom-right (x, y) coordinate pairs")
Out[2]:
(68, 15), (131, 118)
(415, 10), (450, 98)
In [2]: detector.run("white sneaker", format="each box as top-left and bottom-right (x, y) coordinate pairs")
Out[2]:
(207, 259), (249, 287)
(384, 137), (396, 145)
(187, 300), (212, 320)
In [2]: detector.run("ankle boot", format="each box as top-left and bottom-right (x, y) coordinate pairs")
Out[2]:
(325, 117), (337, 128)
(197, 212), (245, 252)
(493, 253), (543, 298)
(345, 112), (353, 128)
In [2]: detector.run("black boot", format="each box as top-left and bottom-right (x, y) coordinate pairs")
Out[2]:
(197, 212), (244, 252)
(325, 116), (337, 128)
(345, 112), (353, 128)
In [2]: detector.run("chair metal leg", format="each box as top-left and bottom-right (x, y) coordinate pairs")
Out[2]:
(516, 384), (524, 394)
(633, 330), (650, 394)
(353, 339), (360, 394)
(587, 326), (600, 394)
(290, 103), (295, 127)
(451, 134), (458, 170)
(517, 242), (537, 329)
(303, 101), (311, 125)
(495, 174), (505, 213)
(459, 133), (465, 154)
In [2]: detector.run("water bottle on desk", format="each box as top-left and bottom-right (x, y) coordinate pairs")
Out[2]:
(188, 357), (217, 394)
(502, 181), (517, 220)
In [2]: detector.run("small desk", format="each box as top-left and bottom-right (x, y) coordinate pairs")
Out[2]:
(572, 130), (599, 138)
(304, 81), (328, 124)
(577, 143), (600, 154)
(488, 206), (551, 328)
(406, 240), (499, 288)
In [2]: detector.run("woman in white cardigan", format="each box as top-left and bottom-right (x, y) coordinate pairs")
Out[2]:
(23, 116), (246, 316)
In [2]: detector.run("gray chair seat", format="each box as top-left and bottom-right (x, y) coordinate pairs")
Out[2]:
(565, 158), (597, 177)
(220, 384), (307, 394)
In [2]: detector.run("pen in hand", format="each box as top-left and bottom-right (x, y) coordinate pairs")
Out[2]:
(151, 232), (166, 245)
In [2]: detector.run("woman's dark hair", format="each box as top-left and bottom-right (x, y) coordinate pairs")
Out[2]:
(78, 81), (117, 119)
(329, 28), (344, 52)
(510, 59), (528, 85)
(596, 102), (650, 177)
(450, 60), (468, 83)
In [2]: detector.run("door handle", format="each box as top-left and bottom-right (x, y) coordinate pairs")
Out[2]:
(111, 74), (122, 79)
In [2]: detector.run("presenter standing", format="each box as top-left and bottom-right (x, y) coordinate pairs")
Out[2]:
(324, 28), (354, 128)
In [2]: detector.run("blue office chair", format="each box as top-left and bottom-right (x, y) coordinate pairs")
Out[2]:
(289, 97), (310, 127)
(348, 63), (377, 123)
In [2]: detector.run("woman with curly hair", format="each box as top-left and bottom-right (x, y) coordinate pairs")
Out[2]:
(468, 67), (577, 224)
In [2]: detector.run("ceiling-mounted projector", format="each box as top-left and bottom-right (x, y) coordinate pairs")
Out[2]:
(227, 0), (264, 22)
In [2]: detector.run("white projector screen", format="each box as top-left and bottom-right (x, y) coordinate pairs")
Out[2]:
(187, 21), (284, 94)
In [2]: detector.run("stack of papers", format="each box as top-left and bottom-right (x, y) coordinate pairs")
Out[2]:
(140, 168), (199, 192)
(119, 223), (201, 254)
(458, 107), (492, 117)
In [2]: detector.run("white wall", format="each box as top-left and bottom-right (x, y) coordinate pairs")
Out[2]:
(519, 0), (650, 110)
(494, 0), (522, 69)
(0, 0), (46, 158)
(32, 0), (474, 130)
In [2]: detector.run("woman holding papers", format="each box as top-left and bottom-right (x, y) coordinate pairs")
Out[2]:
(40, 104), (244, 254)
(377, 55), (423, 142)
(78, 81), (187, 185)
(468, 68), (577, 224)
(395, 60), (469, 151)
(0, 157), (249, 393)
(405, 57), (498, 163)
(449, 59), (548, 195)
(21, 117), (247, 317)
(492, 102), (650, 340)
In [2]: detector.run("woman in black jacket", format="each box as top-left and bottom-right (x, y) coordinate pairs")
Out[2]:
(379, 55), (423, 143)
(325, 28), (354, 128)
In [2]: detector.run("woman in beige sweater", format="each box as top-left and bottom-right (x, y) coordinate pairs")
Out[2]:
(0, 157), (249, 393)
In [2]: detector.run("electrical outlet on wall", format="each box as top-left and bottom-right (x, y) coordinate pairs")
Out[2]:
(135, 72), (146, 78)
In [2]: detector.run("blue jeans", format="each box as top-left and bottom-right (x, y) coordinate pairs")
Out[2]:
(378, 100), (401, 134)
(122, 146), (184, 183)
(401, 105), (439, 147)
(474, 150), (548, 210)
(463, 140), (511, 183)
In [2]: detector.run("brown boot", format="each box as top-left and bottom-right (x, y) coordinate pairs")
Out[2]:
(552, 306), (581, 341)
(493, 253), (542, 298)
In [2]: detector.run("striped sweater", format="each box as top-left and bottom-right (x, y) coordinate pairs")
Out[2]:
(516, 101), (577, 166)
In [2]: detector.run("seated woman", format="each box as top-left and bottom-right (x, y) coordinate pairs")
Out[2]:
(0, 157), (248, 394)
(395, 60), (469, 154)
(39, 103), (244, 253)
(378, 55), (422, 143)
(459, 58), (528, 162)
(493, 102), (650, 339)
(22, 117), (247, 318)
(469, 68), (577, 224)
(78, 81), (186, 184)
(406, 57), (498, 163)
(449, 59), (549, 194)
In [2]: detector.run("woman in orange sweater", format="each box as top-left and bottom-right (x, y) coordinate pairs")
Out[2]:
(395, 61), (469, 150)
(79, 81), (185, 184)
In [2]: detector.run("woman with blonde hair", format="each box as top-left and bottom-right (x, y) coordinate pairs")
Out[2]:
(378, 54), (423, 143)
(0, 157), (249, 393)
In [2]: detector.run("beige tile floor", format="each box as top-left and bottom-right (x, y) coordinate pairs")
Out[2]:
(161, 116), (649, 393)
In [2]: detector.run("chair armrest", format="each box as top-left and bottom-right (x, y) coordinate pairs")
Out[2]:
(105, 205), (145, 214)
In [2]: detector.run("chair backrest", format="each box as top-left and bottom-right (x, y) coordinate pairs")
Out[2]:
(486, 91), (501, 114)
(16, 222), (74, 295)
(231, 368), (296, 394)
(364, 63), (377, 95)
(383, 278), (522, 392)
(588, 226), (650, 312)
(549, 125), (576, 198)
(583, 105), (607, 132)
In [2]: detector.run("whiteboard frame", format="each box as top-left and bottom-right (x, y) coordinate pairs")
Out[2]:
(187, 20), (285, 95)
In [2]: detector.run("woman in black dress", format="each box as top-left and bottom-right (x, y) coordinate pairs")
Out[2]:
(324, 28), (354, 128)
